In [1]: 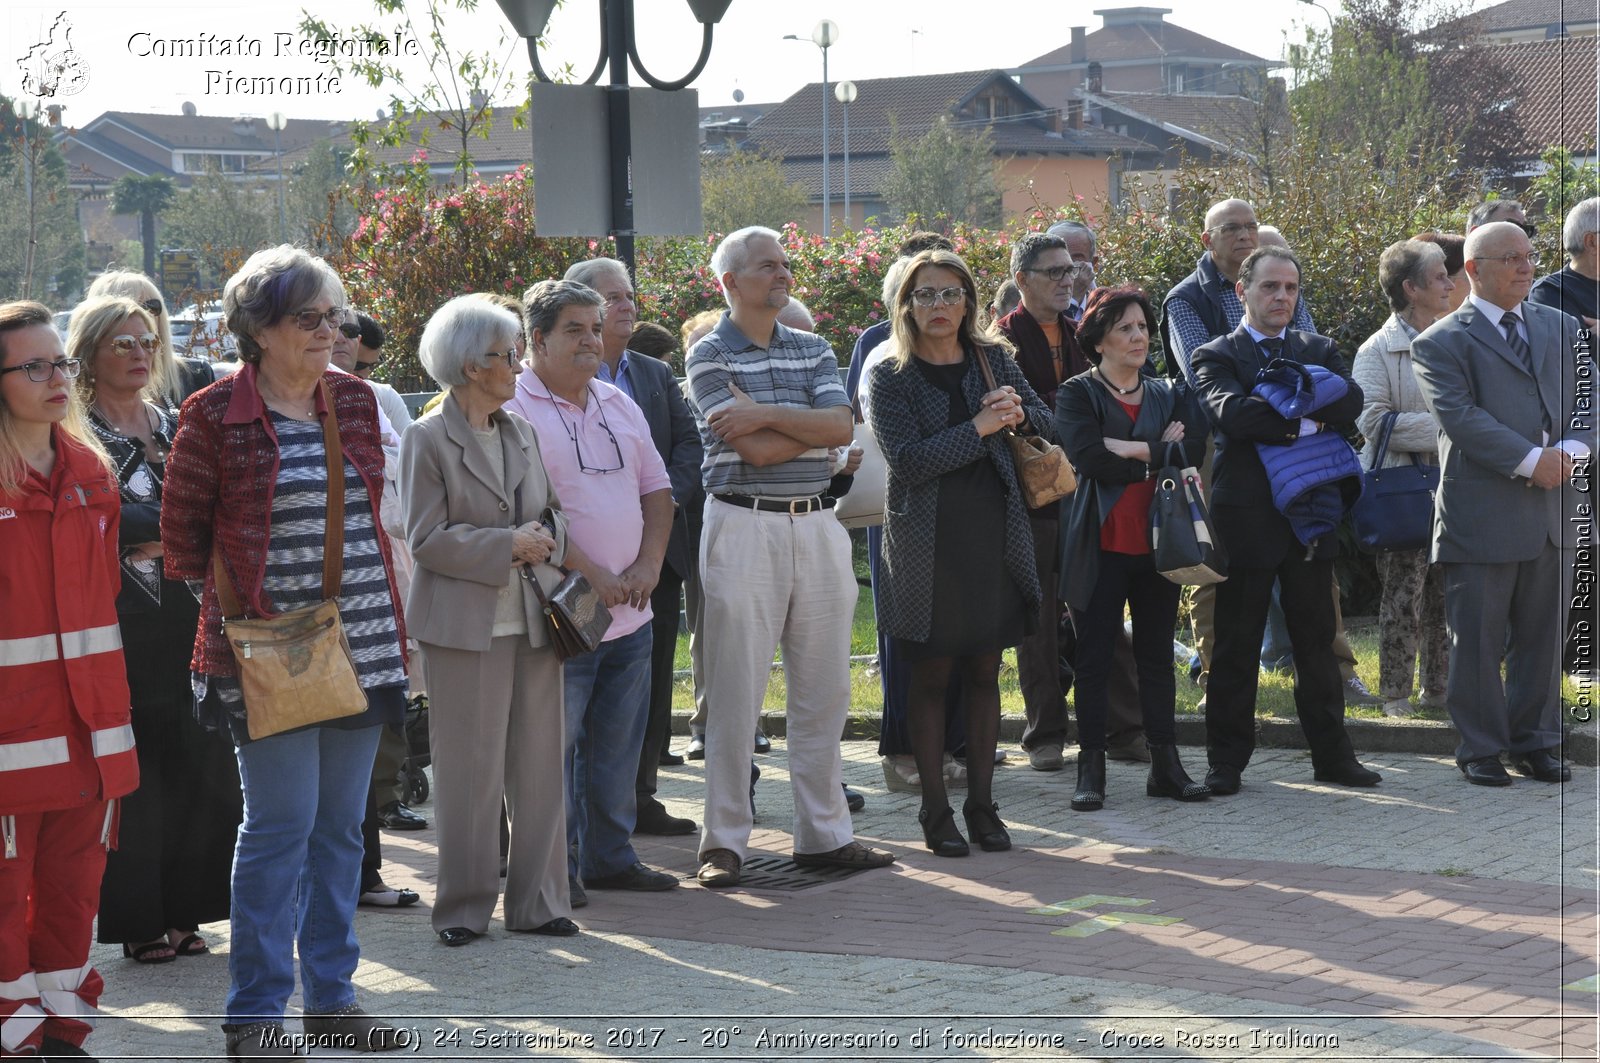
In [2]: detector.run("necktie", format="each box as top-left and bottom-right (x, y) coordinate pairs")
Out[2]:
(1257, 336), (1285, 368)
(1500, 314), (1531, 370)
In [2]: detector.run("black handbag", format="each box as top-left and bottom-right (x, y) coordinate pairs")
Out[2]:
(1350, 411), (1439, 553)
(1150, 442), (1228, 586)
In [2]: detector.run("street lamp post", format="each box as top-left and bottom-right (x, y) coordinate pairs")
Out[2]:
(834, 80), (856, 231)
(266, 111), (288, 242)
(785, 20), (840, 236)
(494, 0), (732, 274)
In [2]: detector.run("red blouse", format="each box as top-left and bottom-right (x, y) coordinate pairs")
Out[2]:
(1099, 397), (1156, 555)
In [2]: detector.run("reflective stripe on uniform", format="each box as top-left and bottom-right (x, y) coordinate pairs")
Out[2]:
(0, 634), (57, 667)
(60, 624), (122, 660)
(0, 736), (69, 773)
(91, 723), (135, 759)
(36, 964), (97, 1027)
(0, 1004), (45, 1053)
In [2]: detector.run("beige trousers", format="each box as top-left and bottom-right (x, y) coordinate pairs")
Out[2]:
(422, 637), (569, 933)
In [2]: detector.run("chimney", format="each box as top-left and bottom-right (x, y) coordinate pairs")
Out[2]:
(1087, 61), (1103, 96)
(46, 104), (64, 127)
(1067, 97), (1083, 130)
(470, 89), (488, 110)
(1070, 26), (1086, 64)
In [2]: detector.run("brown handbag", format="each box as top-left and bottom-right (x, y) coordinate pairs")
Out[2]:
(974, 346), (1077, 507)
(213, 383), (367, 740)
(516, 493), (612, 662)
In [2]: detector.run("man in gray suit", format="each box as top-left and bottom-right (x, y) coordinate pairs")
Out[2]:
(564, 258), (705, 836)
(1412, 221), (1595, 786)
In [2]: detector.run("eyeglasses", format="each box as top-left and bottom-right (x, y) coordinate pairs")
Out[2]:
(139, 298), (164, 316)
(1472, 252), (1540, 268)
(483, 349), (522, 367)
(544, 383), (624, 474)
(1206, 221), (1260, 238)
(353, 358), (382, 374)
(337, 322), (362, 340)
(910, 286), (965, 307)
(1, 357), (82, 382)
(1021, 266), (1073, 283)
(106, 333), (160, 355)
(291, 307), (349, 331)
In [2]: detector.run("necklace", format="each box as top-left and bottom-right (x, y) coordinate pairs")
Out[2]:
(1095, 366), (1143, 396)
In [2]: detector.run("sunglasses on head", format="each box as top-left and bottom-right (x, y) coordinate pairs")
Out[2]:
(337, 322), (361, 340)
(140, 298), (164, 316)
(353, 356), (383, 374)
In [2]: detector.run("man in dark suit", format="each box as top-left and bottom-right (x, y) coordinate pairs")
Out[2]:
(1191, 246), (1382, 793)
(564, 258), (704, 834)
(1412, 221), (1595, 786)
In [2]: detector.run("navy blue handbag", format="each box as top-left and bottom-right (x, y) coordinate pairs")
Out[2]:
(1350, 412), (1439, 552)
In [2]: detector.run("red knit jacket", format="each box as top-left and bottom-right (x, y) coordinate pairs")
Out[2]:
(160, 365), (407, 677)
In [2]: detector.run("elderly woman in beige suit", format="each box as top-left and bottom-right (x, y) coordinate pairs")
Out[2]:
(400, 294), (583, 945)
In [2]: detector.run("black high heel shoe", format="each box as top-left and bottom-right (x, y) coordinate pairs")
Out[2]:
(961, 799), (1011, 852)
(1071, 750), (1106, 812)
(1146, 743), (1210, 801)
(917, 805), (969, 857)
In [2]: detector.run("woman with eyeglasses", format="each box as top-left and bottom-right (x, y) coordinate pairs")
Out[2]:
(400, 292), (583, 946)
(160, 246), (408, 1058)
(87, 270), (218, 403)
(0, 300), (137, 1060)
(58, 296), (244, 970)
(868, 249), (1053, 857)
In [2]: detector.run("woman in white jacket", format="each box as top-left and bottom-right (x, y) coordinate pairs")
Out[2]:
(1351, 239), (1456, 718)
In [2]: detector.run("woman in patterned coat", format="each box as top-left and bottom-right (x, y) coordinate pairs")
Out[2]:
(868, 249), (1052, 858)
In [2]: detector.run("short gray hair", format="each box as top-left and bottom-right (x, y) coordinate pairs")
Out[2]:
(522, 279), (604, 339)
(564, 257), (630, 291)
(1010, 232), (1067, 276)
(418, 294), (520, 389)
(1564, 197), (1600, 257)
(711, 226), (782, 283)
(880, 257), (912, 307)
(1467, 199), (1524, 231)
(776, 296), (814, 332)
(1377, 238), (1445, 312)
(223, 245), (345, 365)
(1046, 220), (1097, 259)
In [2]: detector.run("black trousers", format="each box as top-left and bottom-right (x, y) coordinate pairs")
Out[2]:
(1207, 554), (1355, 772)
(1068, 551), (1181, 750)
(635, 561), (685, 803)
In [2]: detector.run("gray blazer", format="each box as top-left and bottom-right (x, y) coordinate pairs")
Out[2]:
(867, 345), (1050, 643)
(399, 392), (569, 651)
(1411, 299), (1595, 563)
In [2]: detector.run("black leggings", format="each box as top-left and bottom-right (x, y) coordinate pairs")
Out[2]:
(905, 651), (1003, 812)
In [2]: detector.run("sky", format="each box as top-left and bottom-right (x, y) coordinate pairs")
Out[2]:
(2, 0), (1502, 128)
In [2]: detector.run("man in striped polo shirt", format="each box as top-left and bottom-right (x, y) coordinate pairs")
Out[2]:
(685, 226), (896, 888)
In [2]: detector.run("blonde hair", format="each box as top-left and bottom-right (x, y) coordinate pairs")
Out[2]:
(86, 270), (182, 406)
(680, 309), (721, 352)
(68, 296), (158, 406)
(0, 301), (109, 497)
(884, 249), (1011, 369)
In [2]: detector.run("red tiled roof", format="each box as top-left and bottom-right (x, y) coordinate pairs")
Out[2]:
(1491, 36), (1600, 154)
(748, 69), (1152, 160)
(1091, 90), (1269, 154)
(1021, 18), (1265, 69)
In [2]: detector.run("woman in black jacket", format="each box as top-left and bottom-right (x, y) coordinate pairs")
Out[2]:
(868, 249), (1053, 856)
(1057, 286), (1210, 811)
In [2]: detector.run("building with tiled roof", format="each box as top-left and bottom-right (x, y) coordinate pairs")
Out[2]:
(743, 69), (1159, 230)
(1431, 0), (1599, 44)
(1080, 88), (1279, 166)
(1486, 35), (1599, 167)
(1013, 7), (1273, 117)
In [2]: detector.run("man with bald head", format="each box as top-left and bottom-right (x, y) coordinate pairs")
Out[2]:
(1412, 221), (1595, 787)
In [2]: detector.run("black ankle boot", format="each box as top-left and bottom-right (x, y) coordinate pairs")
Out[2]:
(961, 798), (1011, 851)
(1146, 743), (1210, 801)
(917, 805), (969, 857)
(1071, 750), (1106, 811)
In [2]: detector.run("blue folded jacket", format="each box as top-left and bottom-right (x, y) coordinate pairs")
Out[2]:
(1252, 360), (1363, 547)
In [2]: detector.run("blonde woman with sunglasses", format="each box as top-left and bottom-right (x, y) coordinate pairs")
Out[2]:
(87, 269), (217, 405)
(65, 296), (246, 969)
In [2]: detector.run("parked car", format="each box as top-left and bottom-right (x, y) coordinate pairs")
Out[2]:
(171, 310), (238, 362)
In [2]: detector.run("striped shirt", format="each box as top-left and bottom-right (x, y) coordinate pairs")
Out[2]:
(685, 313), (849, 498)
(204, 413), (406, 722)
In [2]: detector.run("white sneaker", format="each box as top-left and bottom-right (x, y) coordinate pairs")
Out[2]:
(1382, 698), (1417, 719)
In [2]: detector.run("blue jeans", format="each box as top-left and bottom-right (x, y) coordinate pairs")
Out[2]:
(227, 724), (380, 1022)
(563, 624), (652, 880)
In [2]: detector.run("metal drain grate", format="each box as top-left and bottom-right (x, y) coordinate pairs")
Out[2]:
(735, 856), (868, 891)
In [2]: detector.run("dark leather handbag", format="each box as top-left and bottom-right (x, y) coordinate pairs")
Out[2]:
(1350, 411), (1439, 553)
(974, 345), (1076, 507)
(1150, 442), (1228, 586)
(525, 566), (612, 661)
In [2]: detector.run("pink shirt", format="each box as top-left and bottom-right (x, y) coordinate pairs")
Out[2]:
(508, 370), (671, 639)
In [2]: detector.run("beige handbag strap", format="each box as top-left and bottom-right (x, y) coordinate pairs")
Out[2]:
(213, 381), (346, 619)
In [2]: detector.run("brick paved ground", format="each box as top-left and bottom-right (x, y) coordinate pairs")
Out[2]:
(88, 741), (1597, 1061)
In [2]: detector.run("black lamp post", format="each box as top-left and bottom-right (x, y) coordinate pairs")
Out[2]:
(494, 0), (732, 273)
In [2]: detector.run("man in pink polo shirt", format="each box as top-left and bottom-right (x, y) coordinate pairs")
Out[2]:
(507, 279), (677, 905)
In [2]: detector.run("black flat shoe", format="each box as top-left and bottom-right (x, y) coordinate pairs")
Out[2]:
(1071, 750), (1105, 812)
(437, 927), (477, 947)
(528, 917), (581, 937)
(961, 799), (1011, 852)
(1203, 766), (1242, 795)
(658, 749), (685, 766)
(1146, 743), (1210, 801)
(1510, 748), (1571, 783)
(1460, 757), (1513, 786)
(1313, 759), (1382, 787)
(917, 805), (969, 857)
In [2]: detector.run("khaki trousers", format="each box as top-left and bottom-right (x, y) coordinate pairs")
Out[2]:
(422, 637), (569, 933)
